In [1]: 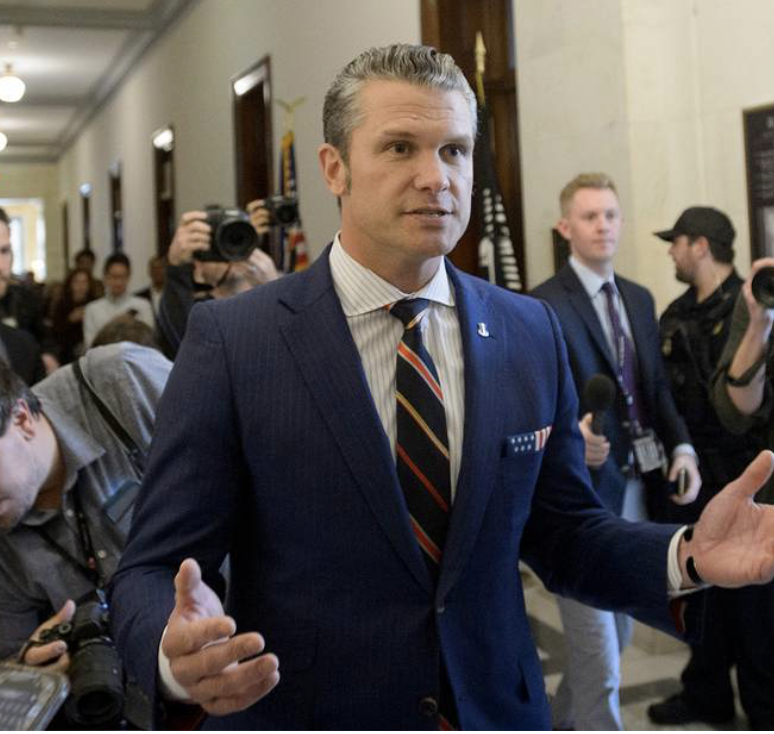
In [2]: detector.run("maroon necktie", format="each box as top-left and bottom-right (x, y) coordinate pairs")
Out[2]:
(601, 282), (644, 432)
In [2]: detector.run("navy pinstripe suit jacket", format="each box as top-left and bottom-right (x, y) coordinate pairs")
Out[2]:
(112, 248), (680, 729)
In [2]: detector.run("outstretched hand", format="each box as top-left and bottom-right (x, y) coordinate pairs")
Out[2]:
(162, 559), (280, 716)
(680, 450), (774, 588)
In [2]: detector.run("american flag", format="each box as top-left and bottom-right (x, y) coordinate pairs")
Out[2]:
(506, 425), (553, 455)
(474, 103), (523, 292)
(278, 129), (309, 273)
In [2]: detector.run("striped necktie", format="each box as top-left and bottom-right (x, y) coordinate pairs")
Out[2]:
(390, 298), (458, 730)
(390, 298), (451, 582)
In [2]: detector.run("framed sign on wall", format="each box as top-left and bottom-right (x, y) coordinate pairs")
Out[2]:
(744, 102), (774, 259)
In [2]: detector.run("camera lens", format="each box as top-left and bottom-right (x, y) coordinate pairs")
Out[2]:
(65, 639), (124, 727)
(216, 219), (258, 261)
(751, 266), (774, 308)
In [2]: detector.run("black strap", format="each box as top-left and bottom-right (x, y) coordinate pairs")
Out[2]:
(35, 488), (103, 588)
(71, 358), (146, 476)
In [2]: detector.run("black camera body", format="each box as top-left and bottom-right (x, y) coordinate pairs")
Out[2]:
(195, 205), (260, 262)
(265, 194), (300, 227)
(39, 590), (125, 728)
(752, 266), (774, 308)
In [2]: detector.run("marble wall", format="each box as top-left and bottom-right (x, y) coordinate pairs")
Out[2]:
(516, 0), (774, 312)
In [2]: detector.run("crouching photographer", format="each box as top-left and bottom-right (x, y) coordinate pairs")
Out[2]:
(158, 199), (284, 358)
(0, 342), (171, 728)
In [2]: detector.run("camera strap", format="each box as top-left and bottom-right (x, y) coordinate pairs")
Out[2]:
(34, 482), (103, 589)
(71, 358), (146, 476)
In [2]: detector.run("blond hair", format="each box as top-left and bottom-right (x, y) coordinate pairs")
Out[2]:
(559, 173), (618, 216)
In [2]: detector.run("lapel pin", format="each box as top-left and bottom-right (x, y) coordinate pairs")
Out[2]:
(477, 322), (490, 338)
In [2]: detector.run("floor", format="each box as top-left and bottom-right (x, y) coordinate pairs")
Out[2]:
(522, 569), (748, 731)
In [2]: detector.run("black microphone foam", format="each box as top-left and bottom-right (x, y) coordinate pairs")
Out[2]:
(583, 373), (616, 435)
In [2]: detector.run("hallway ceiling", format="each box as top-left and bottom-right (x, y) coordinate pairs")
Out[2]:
(0, 0), (193, 163)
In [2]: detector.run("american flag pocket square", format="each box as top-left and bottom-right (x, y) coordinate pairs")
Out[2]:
(502, 425), (553, 457)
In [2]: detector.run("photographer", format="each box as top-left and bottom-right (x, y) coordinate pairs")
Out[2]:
(158, 200), (280, 358)
(0, 344), (170, 679)
(708, 257), (774, 729)
(713, 256), (774, 447)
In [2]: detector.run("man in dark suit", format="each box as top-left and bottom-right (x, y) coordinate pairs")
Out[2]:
(135, 254), (167, 326)
(111, 46), (774, 730)
(0, 322), (45, 385)
(531, 173), (701, 730)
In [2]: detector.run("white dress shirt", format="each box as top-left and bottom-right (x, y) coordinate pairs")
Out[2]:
(329, 235), (465, 499)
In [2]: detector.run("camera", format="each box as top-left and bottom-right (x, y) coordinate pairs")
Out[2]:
(195, 205), (260, 262)
(264, 194), (300, 227)
(38, 589), (125, 728)
(751, 266), (774, 308)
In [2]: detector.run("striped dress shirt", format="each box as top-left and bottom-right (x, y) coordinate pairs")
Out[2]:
(329, 235), (465, 500)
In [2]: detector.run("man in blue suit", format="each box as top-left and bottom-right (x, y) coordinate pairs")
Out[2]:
(111, 46), (774, 730)
(531, 173), (701, 729)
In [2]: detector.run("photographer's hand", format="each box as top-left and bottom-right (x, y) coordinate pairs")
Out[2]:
(162, 558), (280, 716)
(168, 211), (212, 266)
(727, 258), (774, 415)
(20, 600), (75, 672)
(246, 199), (271, 237)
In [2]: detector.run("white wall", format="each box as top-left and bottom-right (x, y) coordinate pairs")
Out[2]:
(516, 0), (774, 312)
(0, 162), (62, 277)
(58, 0), (421, 288)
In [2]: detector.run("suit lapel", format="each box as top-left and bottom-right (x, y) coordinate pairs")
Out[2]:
(559, 265), (618, 376)
(279, 252), (432, 593)
(438, 267), (505, 600)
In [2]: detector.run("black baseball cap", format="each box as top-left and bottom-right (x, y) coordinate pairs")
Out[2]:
(654, 206), (735, 247)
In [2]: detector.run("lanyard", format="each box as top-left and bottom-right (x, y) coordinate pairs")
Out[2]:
(34, 482), (103, 588)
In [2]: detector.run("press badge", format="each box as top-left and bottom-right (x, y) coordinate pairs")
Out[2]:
(632, 429), (666, 474)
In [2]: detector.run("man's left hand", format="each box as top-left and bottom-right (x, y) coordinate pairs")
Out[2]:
(668, 453), (701, 505)
(20, 600), (75, 672)
(679, 450), (774, 588)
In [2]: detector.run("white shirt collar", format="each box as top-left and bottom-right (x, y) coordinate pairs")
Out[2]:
(329, 233), (455, 316)
(568, 255), (616, 299)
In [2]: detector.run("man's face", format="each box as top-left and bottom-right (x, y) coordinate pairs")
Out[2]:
(668, 234), (698, 284)
(320, 80), (474, 287)
(0, 404), (47, 533)
(558, 187), (622, 271)
(104, 263), (130, 298)
(75, 254), (95, 273)
(0, 222), (12, 298)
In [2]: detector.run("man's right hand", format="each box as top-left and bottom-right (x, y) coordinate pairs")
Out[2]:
(162, 559), (280, 716)
(579, 412), (610, 468)
(168, 212), (212, 266)
(20, 599), (75, 672)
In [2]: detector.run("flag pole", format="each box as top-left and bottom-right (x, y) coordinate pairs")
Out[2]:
(475, 32), (486, 106)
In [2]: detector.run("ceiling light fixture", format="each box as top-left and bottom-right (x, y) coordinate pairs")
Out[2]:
(0, 63), (26, 103)
(0, 132), (7, 152)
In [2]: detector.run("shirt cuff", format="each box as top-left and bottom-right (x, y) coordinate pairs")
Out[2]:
(158, 625), (193, 702)
(671, 443), (697, 462)
(667, 525), (709, 598)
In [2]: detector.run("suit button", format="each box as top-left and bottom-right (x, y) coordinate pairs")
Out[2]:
(418, 697), (438, 717)
(436, 604), (446, 614)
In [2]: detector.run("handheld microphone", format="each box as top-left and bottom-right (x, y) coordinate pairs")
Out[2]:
(583, 374), (617, 435)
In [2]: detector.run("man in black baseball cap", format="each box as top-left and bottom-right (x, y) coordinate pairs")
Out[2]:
(655, 206), (736, 250)
(655, 207), (736, 287)
(651, 206), (774, 729)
